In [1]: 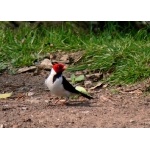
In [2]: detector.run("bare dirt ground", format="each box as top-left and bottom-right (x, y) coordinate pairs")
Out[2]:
(1, 69), (150, 128)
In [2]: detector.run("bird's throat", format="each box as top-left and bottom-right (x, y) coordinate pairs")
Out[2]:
(53, 72), (62, 83)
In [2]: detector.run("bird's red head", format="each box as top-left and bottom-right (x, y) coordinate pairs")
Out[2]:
(52, 63), (66, 73)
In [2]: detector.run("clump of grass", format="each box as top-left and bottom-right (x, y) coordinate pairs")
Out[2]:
(67, 25), (150, 85)
(1, 22), (150, 85)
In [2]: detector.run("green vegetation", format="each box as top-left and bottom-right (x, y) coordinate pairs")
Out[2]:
(71, 74), (85, 84)
(1, 22), (150, 85)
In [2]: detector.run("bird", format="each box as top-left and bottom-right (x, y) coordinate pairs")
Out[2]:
(45, 62), (93, 103)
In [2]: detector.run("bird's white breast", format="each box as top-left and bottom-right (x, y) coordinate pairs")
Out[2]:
(45, 69), (71, 97)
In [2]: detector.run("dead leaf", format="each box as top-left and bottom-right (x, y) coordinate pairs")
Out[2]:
(90, 82), (103, 90)
(0, 92), (12, 99)
(17, 66), (37, 73)
(129, 89), (142, 95)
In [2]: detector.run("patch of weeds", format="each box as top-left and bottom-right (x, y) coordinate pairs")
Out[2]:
(70, 74), (85, 84)
(1, 22), (150, 85)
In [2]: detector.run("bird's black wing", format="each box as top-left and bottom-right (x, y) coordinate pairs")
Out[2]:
(62, 76), (78, 94)
(62, 76), (93, 99)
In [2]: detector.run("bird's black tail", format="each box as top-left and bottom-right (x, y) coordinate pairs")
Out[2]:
(77, 90), (93, 99)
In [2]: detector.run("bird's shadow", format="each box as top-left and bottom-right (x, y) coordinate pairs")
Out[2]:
(46, 99), (100, 108)
(46, 100), (92, 107)
(65, 100), (91, 107)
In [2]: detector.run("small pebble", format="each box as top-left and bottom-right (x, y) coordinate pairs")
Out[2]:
(0, 124), (4, 128)
(27, 92), (34, 96)
(129, 119), (135, 123)
(21, 107), (28, 110)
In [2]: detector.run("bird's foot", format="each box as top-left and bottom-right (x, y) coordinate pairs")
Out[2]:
(54, 99), (60, 104)
(54, 99), (68, 105)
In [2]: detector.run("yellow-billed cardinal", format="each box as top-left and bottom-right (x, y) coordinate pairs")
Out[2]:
(45, 62), (93, 102)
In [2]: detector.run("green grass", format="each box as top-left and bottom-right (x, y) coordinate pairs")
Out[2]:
(1, 22), (150, 85)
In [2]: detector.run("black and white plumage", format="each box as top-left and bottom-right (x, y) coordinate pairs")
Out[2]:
(45, 63), (93, 101)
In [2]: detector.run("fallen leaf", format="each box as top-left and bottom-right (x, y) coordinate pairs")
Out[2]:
(75, 86), (89, 95)
(129, 89), (142, 95)
(0, 92), (12, 99)
(17, 66), (37, 73)
(75, 75), (85, 82)
(90, 82), (103, 90)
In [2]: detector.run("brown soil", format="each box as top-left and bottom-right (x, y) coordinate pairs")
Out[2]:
(0, 69), (150, 128)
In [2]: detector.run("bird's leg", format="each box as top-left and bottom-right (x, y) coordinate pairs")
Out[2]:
(54, 97), (61, 104)
(65, 97), (69, 104)
(54, 97), (69, 105)
(61, 97), (69, 105)
(59, 97), (69, 105)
